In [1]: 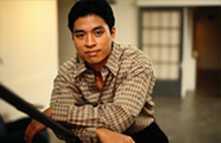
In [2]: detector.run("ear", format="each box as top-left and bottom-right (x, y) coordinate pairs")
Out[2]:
(111, 27), (116, 42)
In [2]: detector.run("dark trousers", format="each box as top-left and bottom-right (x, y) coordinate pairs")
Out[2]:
(131, 121), (169, 143)
(73, 121), (168, 143)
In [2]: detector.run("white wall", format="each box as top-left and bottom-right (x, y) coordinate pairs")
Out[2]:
(0, 0), (58, 122)
(181, 8), (196, 98)
(58, 0), (76, 65)
(112, 0), (139, 47)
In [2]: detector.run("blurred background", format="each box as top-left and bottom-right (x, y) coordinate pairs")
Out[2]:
(0, 0), (220, 143)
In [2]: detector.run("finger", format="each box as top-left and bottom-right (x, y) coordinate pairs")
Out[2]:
(129, 137), (136, 143)
(24, 122), (36, 143)
(24, 123), (31, 142)
(25, 119), (47, 143)
(24, 125), (32, 143)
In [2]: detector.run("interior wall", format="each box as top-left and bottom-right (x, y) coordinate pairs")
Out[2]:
(181, 8), (197, 98)
(0, 1), (58, 122)
(111, 0), (139, 47)
(58, 0), (76, 65)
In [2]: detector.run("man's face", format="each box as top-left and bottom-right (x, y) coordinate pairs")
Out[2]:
(73, 14), (116, 66)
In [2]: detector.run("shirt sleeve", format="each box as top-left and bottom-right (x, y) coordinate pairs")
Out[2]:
(50, 72), (100, 143)
(51, 54), (155, 143)
(99, 57), (155, 133)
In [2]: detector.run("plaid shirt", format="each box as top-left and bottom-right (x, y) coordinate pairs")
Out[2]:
(50, 43), (155, 143)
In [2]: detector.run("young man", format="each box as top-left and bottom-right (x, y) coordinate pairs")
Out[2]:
(24, 0), (168, 143)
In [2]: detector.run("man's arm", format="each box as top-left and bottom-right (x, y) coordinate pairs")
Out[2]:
(24, 106), (135, 143)
(24, 106), (53, 143)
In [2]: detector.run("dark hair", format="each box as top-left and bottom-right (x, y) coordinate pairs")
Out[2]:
(68, 0), (115, 33)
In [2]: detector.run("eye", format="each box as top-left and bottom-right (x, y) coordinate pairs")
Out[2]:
(76, 33), (85, 38)
(94, 30), (104, 36)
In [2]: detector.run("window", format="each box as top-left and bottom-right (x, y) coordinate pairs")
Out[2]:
(140, 8), (183, 80)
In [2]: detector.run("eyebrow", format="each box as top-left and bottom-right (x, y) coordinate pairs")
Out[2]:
(92, 26), (104, 31)
(74, 26), (104, 33)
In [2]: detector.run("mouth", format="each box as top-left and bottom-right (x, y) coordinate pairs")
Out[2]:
(86, 50), (100, 56)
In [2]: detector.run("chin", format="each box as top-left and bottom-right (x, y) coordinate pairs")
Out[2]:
(88, 58), (102, 64)
(89, 61), (102, 65)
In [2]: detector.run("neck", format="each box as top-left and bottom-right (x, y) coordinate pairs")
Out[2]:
(87, 54), (110, 73)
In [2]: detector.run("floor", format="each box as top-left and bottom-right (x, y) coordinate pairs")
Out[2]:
(153, 70), (221, 143)
(49, 71), (221, 143)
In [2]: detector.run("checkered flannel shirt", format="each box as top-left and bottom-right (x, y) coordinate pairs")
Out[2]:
(50, 43), (155, 143)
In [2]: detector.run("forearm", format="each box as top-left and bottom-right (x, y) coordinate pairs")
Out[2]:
(52, 71), (152, 132)
(24, 106), (53, 143)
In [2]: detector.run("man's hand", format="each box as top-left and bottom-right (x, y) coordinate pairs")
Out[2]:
(96, 128), (136, 143)
(24, 106), (53, 143)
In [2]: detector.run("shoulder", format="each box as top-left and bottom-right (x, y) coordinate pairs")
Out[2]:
(117, 44), (153, 68)
(57, 55), (79, 79)
(59, 56), (77, 71)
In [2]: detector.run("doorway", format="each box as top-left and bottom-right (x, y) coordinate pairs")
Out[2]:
(139, 8), (184, 97)
(193, 7), (221, 97)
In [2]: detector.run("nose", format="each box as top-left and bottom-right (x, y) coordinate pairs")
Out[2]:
(85, 34), (96, 48)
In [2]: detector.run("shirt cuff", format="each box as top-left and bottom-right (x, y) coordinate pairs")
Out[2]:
(78, 127), (98, 143)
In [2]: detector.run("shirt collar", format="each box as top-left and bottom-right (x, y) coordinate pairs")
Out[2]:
(105, 42), (121, 76)
(74, 54), (87, 78)
(74, 42), (122, 78)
